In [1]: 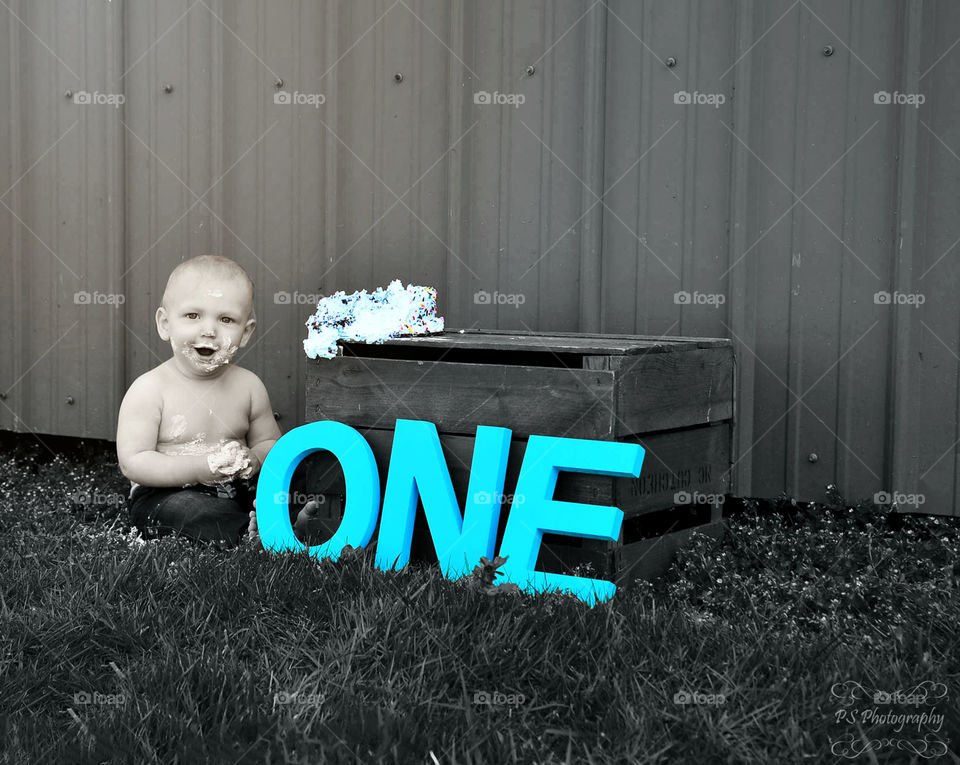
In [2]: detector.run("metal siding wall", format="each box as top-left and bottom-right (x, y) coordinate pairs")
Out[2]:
(0, 0), (122, 441)
(734, 0), (907, 506)
(909, 0), (959, 514)
(600, 1), (735, 337)
(456, 0), (595, 332)
(3, 1), (959, 515)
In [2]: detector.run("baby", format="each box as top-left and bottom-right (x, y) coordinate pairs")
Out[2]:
(116, 255), (319, 549)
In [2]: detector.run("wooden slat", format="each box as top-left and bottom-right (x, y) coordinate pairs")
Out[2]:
(294, 423), (731, 571)
(307, 357), (617, 439)
(614, 346), (734, 435)
(615, 424), (732, 515)
(297, 424), (731, 517)
(615, 521), (725, 585)
(343, 329), (729, 355)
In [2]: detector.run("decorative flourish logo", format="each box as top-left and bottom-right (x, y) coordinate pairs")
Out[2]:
(828, 681), (949, 759)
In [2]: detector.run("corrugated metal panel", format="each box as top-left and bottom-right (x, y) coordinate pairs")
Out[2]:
(0, 0), (123, 440)
(3, 1), (959, 515)
(904, 0), (960, 515)
(745, 0), (901, 504)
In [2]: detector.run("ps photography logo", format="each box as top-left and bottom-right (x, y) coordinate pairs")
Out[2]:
(874, 491), (925, 508)
(674, 290), (725, 307)
(874, 290), (925, 307)
(874, 90), (925, 108)
(274, 90), (325, 108)
(674, 90), (725, 108)
(74, 290), (125, 306)
(474, 290), (526, 308)
(673, 689), (726, 706)
(73, 90), (125, 108)
(829, 681), (949, 759)
(674, 490), (725, 506)
(274, 290), (323, 305)
(473, 90), (526, 108)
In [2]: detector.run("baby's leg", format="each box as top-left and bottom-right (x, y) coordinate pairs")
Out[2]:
(131, 487), (250, 549)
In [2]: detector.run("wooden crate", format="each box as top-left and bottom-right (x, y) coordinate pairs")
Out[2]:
(297, 329), (735, 586)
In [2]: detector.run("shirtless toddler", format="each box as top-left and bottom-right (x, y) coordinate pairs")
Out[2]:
(116, 255), (317, 548)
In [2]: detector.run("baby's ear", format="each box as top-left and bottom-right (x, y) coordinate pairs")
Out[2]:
(155, 307), (170, 341)
(239, 317), (256, 347)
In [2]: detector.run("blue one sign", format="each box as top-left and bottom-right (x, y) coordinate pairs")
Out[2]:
(255, 420), (645, 606)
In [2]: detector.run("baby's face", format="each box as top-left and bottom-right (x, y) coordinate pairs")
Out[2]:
(156, 274), (256, 379)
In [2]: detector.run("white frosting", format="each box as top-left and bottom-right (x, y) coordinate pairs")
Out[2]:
(206, 439), (252, 479)
(169, 414), (187, 439)
(182, 340), (239, 373)
(303, 279), (444, 359)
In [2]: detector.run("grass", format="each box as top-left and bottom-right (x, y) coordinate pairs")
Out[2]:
(1, 431), (960, 764)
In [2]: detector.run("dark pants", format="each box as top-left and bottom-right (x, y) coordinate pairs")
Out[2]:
(128, 478), (258, 550)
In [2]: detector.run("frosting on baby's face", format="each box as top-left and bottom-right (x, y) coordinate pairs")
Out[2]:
(156, 272), (255, 380)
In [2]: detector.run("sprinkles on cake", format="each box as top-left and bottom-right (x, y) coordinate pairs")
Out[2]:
(303, 279), (445, 359)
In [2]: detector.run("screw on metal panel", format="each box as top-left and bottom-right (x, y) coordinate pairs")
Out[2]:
(525, 65), (536, 76)
(66, 396), (75, 405)
(808, 452), (819, 463)
(394, 72), (403, 82)
(665, 57), (677, 68)
(822, 45), (834, 56)
(273, 411), (281, 420)
(162, 83), (174, 94)
(65, 90), (73, 99)
(275, 78), (284, 89)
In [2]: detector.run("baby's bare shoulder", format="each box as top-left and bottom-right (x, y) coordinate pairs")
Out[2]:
(122, 366), (165, 403)
(229, 364), (268, 393)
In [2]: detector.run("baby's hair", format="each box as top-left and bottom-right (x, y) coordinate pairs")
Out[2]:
(163, 255), (256, 322)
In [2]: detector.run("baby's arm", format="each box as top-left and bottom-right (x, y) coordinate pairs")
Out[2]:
(244, 373), (283, 476)
(116, 375), (219, 487)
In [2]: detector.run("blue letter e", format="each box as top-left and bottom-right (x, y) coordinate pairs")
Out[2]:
(497, 436), (644, 607)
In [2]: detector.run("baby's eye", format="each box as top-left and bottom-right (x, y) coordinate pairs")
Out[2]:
(185, 312), (199, 319)
(221, 317), (234, 324)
